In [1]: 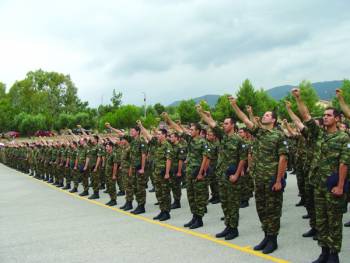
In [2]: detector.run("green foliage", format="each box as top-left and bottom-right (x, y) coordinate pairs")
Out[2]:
(332, 79), (350, 109)
(111, 89), (122, 108)
(15, 113), (48, 135)
(154, 103), (166, 115)
(177, 99), (200, 124)
(99, 105), (142, 130)
(212, 94), (236, 122)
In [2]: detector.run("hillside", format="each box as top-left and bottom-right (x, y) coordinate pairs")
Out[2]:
(168, 80), (344, 107)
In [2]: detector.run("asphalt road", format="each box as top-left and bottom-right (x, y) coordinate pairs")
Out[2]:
(0, 164), (349, 263)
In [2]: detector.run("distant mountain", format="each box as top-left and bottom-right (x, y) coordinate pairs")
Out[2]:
(168, 80), (344, 107)
(169, 94), (220, 107)
(267, 80), (344, 101)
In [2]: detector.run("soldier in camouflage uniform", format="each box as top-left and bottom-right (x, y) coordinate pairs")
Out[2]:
(77, 138), (90, 196)
(230, 97), (288, 254)
(163, 113), (208, 229)
(87, 135), (103, 200)
(105, 141), (118, 206)
(68, 141), (79, 193)
(294, 88), (349, 263)
(204, 129), (221, 205)
(139, 123), (173, 221)
(198, 108), (247, 240)
(169, 132), (187, 209)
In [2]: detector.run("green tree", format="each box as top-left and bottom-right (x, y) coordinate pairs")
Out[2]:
(177, 99), (200, 123)
(111, 89), (122, 108)
(332, 79), (350, 109)
(154, 103), (166, 115)
(212, 94), (236, 122)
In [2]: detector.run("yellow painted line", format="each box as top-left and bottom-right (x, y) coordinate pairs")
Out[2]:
(25, 174), (289, 263)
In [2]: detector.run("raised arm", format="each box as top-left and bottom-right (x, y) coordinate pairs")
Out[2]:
(161, 112), (184, 133)
(285, 101), (305, 131)
(137, 120), (153, 142)
(246, 105), (259, 127)
(336, 89), (350, 119)
(196, 105), (217, 128)
(228, 96), (254, 129)
(105, 123), (124, 137)
(291, 88), (311, 122)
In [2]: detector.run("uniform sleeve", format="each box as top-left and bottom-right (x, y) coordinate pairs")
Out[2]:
(165, 143), (173, 160)
(340, 136), (350, 165)
(140, 140), (148, 154)
(112, 152), (118, 164)
(178, 144), (187, 161)
(239, 140), (248, 161)
(277, 134), (289, 158)
(203, 143), (215, 159)
(304, 119), (320, 143)
(212, 126), (224, 140)
(248, 125), (260, 136)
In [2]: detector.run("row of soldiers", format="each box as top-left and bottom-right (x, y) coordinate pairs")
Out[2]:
(1, 88), (349, 263)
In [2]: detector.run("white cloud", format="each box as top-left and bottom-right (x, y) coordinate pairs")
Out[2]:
(0, 0), (349, 106)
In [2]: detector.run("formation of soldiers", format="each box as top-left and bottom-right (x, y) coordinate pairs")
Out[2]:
(0, 88), (349, 263)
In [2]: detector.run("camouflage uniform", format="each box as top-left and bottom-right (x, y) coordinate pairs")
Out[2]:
(204, 139), (220, 201)
(213, 126), (247, 229)
(306, 119), (350, 253)
(119, 144), (133, 202)
(151, 138), (173, 212)
(77, 145), (89, 191)
(183, 134), (208, 217)
(87, 143), (103, 193)
(240, 139), (254, 203)
(125, 135), (148, 206)
(105, 149), (118, 201)
(170, 141), (187, 202)
(249, 126), (288, 236)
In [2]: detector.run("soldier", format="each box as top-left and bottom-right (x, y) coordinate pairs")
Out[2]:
(294, 88), (349, 263)
(86, 135), (103, 200)
(139, 121), (173, 221)
(68, 141), (79, 193)
(163, 113), (208, 229)
(230, 96), (288, 254)
(198, 107), (247, 240)
(169, 132), (187, 209)
(78, 138), (90, 196)
(105, 141), (118, 206)
(106, 124), (147, 214)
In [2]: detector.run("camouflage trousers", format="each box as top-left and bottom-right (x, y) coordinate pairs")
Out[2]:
(170, 172), (182, 201)
(124, 168), (135, 202)
(207, 168), (219, 199)
(72, 169), (81, 189)
(90, 167), (100, 193)
(117, 171), (125, 192)
(296, 164), (306, 201)
(186, 166), (209, 217)
(58, 165), (65, 184)
(81, 169), (89, 191)
(99, 165), (106, 188)
(106, 169), (117, 200)
(254, 178), (283, 235)
(218, 173), (241, 228)
(154, 168), (171, 212)
(65, 167), (72, 186)
(315, 186), (346, 252)
(305, 169), (316, 229)
(240, 172), (254, 202)
(132, 168), (147, 205)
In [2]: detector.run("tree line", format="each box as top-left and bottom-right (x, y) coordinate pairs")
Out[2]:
(0, 69), (349, 136)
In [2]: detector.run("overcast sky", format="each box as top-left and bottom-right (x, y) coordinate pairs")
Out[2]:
(0, 0), (349, 107)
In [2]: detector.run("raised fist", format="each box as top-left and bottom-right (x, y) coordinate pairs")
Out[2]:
(291, 88), (300, 98)
(285, 101), (292, 109)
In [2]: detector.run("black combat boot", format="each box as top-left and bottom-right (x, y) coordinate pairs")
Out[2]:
(210, 196), (221, 204)
(262, 235), (278, 254)
(88, 192), (100, 200)
(326, 251), (339, 263)
(225, 227), (239, 240)
(63, 183), (71, 190)
(79, 190), (89, 196)
(99, 184), (105, 190)
(117, 191), (125, 196)
(295, 198), (305, 207)
(302, 213), (310, 219)
(131, 204), (145, 214)
(190, 215), (203, 229)
(69, 187), (78, 193)
(153, 211), (164, 220)
(312, 247), (329, 263)
(344, 220), (350, 227)
(254, 232), (269, 251)
(106, 199), (117, 206)
(216, 226), (231, 238)
(184, 215), (196, 227)
(302, 228), (317, 238)
(122, 201), (133, 211)
(240, 200), (249, 208)
(171, 200), (181, 209)
(159, 211), (171, 221)
(148, 187), (155, 193)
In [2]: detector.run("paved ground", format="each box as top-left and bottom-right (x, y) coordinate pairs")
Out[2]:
(0, 164), (349, 263)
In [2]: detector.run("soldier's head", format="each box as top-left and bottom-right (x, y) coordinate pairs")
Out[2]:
(200, 128), (207, 139)
(190, 123), (201, 138)
(323, 107), (341, 127)
(206, 129), (216, 141)
(79, 138), (85, 146)
(238, 128), (247, 139)
(157, 129), (168, 142)
(170, 132), (180, 143)
(106, 141), (114, 152)
(261, 111), (277, 126)
(223, 117), (235, 133)
(130, 126), (141, 138)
